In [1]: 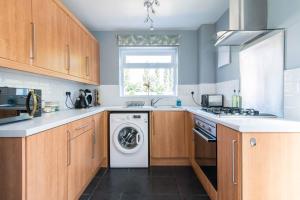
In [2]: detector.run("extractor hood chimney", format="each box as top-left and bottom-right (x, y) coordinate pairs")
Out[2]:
(215, 0), (274, 46)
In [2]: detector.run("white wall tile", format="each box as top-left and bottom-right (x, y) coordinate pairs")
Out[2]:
(98, 84), (216, 107)
(0, 68), (96, 110)
(216, 80), (240, 107)
(284, 68), (300, 120)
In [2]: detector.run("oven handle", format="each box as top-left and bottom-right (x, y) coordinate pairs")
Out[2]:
(192, 128), (216, 142)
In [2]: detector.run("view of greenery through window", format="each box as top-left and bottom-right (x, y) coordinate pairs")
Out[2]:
(124, 68), (174, 96)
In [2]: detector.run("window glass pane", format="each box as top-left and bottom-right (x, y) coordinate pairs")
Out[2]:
(125, 55), (172, 64)
(123, 68), (174, 96)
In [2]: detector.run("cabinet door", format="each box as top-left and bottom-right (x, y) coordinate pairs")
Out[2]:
(68, 130), (93, 200)
(26, 126), (68, 200)
(68, 18), (84, 78)
(90, 39), (100, 84)
(242, 133), (300, 200)
(31, 0), (69, 73)
(81, 33), (91, 80)
(151, 111), (188, 158)
(92, 112), (108, 171)
(0, 0), (31, 64)
(185, 112), (194, 161)
(217, 125), (241, 200)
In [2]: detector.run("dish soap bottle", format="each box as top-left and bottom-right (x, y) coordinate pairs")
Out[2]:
(176, 99), (182, 107)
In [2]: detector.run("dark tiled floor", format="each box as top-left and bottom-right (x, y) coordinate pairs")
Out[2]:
(80, 167), (210, 200)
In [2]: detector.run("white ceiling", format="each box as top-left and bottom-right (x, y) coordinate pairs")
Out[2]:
(62, 0), (228, 31)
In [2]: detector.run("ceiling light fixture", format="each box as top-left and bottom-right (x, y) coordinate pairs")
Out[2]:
(144, 0), (160, 31)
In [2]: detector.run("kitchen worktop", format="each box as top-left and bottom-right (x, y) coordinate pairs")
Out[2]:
(1, 106), (300, 137)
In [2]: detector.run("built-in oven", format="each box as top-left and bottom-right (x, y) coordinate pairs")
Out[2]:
(193, 115), (217, 190)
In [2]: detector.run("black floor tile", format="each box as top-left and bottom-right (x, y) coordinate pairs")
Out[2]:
(90, 191), (121, 200)
(128, 168), (151, 177)
(150, 177), (179, 194)
(149, 166), (174, 177)
(181, 194), (211, 200)
(81, 167), (211, 200)
(176, 177), (207, 195)
(79, 194), (90, 200)
(83, 176), (101, 195)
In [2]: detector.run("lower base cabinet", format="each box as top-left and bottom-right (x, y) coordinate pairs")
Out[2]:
(68, 129), (93, 200)
(150, 111), (189, 166)
(26, 126), (68, 200)
(217, 125), (241, 200)
(0, 112), (108, 200)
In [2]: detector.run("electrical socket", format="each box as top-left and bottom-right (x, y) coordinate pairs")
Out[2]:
(66, 92), (71, 96)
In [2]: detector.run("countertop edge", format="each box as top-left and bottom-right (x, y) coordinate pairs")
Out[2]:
(1, 106), (300, 137)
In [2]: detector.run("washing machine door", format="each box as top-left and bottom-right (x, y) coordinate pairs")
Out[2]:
(113, 123), (144, 154)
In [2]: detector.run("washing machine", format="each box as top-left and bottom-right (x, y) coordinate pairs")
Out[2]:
(110, 112), (148, 168)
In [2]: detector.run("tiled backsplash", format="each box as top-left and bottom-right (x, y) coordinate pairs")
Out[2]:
(98, 84), (216, 106)
(2, 67), (300, 121)
(216, 80), (240, 107)
(0, 68), (96, 110)
(284, 68), (300, 121)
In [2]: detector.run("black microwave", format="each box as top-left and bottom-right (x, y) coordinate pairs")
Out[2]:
(0, 87), (42, 125)
(201, 94), (224, 108)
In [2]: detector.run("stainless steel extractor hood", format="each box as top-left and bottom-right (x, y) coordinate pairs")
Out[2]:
(215, 0), (274, 46)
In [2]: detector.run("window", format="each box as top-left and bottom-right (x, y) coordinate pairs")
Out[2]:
(119, 47), (178, 96)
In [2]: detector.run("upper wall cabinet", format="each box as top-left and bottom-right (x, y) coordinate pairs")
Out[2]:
(0, 0), (31, 64)
(68, 17), (84, 78)
(32, 0), (69, 74)
(0, 0), (100, 85)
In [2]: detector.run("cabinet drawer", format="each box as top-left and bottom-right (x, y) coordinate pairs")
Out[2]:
(68, 117), (94, 139)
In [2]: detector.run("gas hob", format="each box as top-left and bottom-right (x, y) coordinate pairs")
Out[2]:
(201, 107), (277, 118)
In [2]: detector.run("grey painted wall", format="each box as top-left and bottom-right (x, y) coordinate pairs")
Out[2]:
(92, 30), (198, 85)
(198, 24), (216, 84)
(268, 0), (300, 69)
(215, 10), (240, 83)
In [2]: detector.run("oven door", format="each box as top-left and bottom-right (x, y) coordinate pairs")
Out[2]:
(193, 127), (217, 190)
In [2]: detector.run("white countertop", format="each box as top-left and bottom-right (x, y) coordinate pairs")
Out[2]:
(186, 107), (300, 133)
(1, 106), (300, 137)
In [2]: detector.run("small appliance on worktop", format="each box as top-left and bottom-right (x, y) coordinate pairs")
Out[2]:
(75, 89), (93, 109)
(0, 87), (42, 125)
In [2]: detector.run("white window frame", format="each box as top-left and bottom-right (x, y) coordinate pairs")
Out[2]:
(119, 47), (178, 97)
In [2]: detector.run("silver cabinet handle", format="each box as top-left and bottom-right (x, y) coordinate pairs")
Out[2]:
(67, 130), (71, 166)
(86, 56), (90, 76)
(66, 45), (70, 71)
(30, 22), (36, 60)
(75, 124), (89, 131)
(232, 140), (238, 185)
(92, 130), (95, 159)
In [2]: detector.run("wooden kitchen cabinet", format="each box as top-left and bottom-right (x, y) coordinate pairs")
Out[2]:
(241, 133), (300, 200)
(217, 125), (242, 200)
(0, 0), (31, 64)
(151, 111), (189, 165)
(67, 17), (84, 78)
(31, 0), (69, 74)
(0, 0), (100, 85)
(26, 125), (68, 200)
(93, 112), (108, 171)
(91, 39), (100, 84)
(67, 125), (94, 200)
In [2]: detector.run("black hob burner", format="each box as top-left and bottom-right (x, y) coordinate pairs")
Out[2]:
(202, 107), (260, 116)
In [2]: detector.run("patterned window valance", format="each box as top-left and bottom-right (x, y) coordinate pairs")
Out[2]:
(117, 34), (181, 46)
